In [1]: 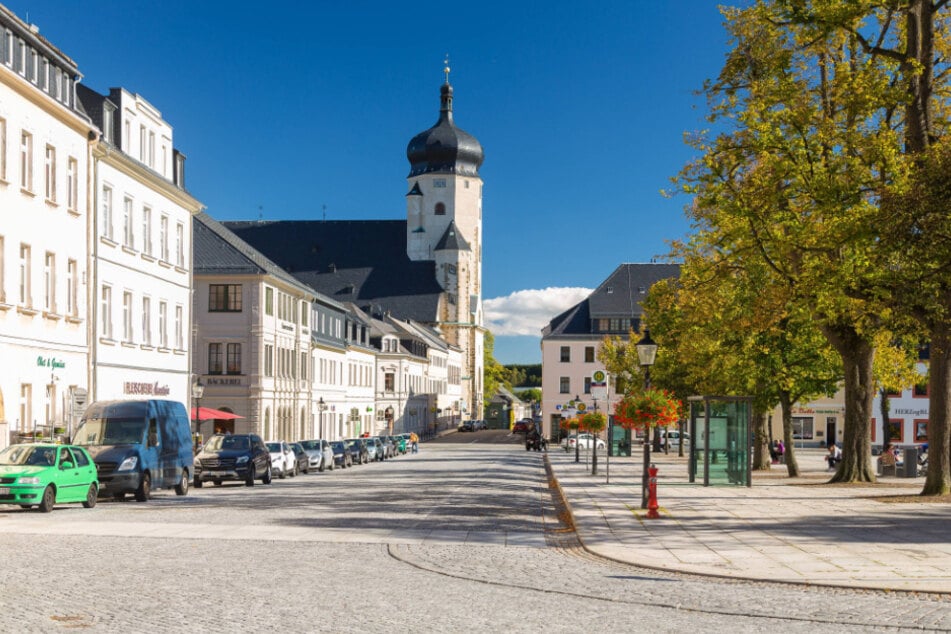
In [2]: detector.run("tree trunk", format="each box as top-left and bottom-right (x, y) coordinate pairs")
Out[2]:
(922, 322), (951, 495)
(823, 325), (876, 482)
(779, 391), (799, 477)
(879, 388), (891, 453)
(752, 410), (771, 470)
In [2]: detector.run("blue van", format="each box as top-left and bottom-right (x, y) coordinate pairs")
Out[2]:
(73, 400), (194, 501)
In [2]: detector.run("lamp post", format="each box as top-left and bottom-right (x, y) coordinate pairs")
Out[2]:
(636, 329), (658, 509)
(191, 378), (204, 448)
(317, 397), (328, 438)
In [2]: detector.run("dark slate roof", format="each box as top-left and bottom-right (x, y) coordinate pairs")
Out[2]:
(406, 81), (483, 178)
(542, 263), (680, 337)
(224, 220), (444, 323)
(434, 221), (470, 251)
(193, 213), (316, 297)
(588, 263), (681, 318)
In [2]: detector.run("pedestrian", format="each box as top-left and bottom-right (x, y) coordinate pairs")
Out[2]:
(770, 440), (780, 464)
(409, 431), (419, 454)
(826, 442), (842, 470)
(776, 439), (785, 464)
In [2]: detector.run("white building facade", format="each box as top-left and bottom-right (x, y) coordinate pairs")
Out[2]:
(0, 10), (97, 446)
(77, 85), (202, 408)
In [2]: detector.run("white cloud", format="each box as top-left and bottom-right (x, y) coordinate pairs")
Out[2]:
(484, 287), (592, 336)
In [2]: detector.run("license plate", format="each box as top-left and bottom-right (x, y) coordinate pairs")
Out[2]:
(0, 487), (9, 494)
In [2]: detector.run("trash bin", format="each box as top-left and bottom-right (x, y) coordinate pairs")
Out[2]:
(902, 446), (919, 478)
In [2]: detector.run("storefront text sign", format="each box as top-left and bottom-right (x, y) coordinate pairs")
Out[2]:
(124, 382), (171, 396)
(36, 356), (66, 369)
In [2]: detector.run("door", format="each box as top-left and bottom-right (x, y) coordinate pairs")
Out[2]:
(55, 447), (86, 502)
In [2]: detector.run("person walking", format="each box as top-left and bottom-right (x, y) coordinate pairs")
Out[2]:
(409, 431), (419, 454)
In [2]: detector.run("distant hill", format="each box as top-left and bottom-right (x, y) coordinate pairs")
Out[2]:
(505, 364), (541, 388)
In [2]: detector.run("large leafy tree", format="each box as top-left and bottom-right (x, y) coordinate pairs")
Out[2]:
(680, 0), (951, 484)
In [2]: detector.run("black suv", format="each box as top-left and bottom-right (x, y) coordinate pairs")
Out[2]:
(345, 438), (369, 465)
(194, 434), (272, 487)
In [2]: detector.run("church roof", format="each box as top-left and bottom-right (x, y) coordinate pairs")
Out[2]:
(434, 220), (471, 251)
(406, 79), (483, 178)
(224, 219), (444, 323)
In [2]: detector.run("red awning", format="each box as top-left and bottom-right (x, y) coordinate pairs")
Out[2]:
(191, 407), (244, 421)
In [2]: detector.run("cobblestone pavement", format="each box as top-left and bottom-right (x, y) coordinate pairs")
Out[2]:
(0, 434), (949, 632)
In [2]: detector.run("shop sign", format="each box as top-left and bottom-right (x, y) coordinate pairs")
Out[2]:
(123, 381), (171, 396)
(205, 377), (245, 386)
(36, 356), (66, 369)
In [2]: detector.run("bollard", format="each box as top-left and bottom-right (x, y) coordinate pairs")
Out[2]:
(646, 463), (660, 519)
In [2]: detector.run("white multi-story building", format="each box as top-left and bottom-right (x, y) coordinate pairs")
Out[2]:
(0, 8), (97, 446)
(310, 295), (350, 440)
(76, 85), (202, 407)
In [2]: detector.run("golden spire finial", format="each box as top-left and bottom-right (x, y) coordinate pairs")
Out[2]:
(443, 54), (451, 84)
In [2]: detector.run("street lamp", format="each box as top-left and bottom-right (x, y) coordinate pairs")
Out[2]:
(191, 378), (204, 448)
(636, 329), (657, 509)
(317, 397), (328, 438)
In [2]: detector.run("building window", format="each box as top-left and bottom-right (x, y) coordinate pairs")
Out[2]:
(142, 206), (152, 255)
(18, 243), (30, 307)
(102, 104), (114, 145)
(209, 284), (242, 312)
(384, 372), (395, 392)
(264, 344), (274, 377)
(559, 377), (570, 394)
(301, 302), (308, 327)
(139, 125), (146, 163)
(0, 117), (6, 182)
(123, 197), (134, 248)
(584, 376), (592, 394)
(208, 343), (223, 375)
(0, 236), (7, 303)
(141, 297), (151, 345)
(43, 252), (55, 312)
(19, 384), (31, 435)
(300, 352), (307, 380)
(434, 202), (446, 215)
(122, 291), (133, 342)
(913, 380), (928, 398)
(226, 343), (241, 375)
(66, 259), (77, 317)
(100, 285), (112, 339)
(160, 215), (169, 261)
(434, 179), (446, 188)
(66, 157), (77, 211)
(560, 346), (570, 362)
(265, 287), (273, 315)
(44, 145), (56, 202)
(148, 131), (155, 168)
(158, 301), (167, 347)
(175, 305), (183, 349)
(175, 222), (184, 267)
(585, 346), (595, 363)
(101, 186), (113, 240)
(20, 131), (32, 192)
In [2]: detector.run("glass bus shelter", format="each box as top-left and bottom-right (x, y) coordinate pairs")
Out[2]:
(688, 396), (752, 487)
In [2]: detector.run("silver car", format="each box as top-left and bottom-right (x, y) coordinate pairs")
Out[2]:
(299, 439), (335, 472)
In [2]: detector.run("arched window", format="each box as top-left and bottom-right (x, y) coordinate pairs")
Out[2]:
(434, 202), (446, 215)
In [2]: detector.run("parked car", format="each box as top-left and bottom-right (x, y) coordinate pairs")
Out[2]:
(661, 429), (690, 447)
(300, 439), (334, 472)
(364, 437), (385, 462)
(193, 434), (272, 487)
(0, 443), (99, 512)
(267, 441), (296, 478)
(330, 441), (351, 469)
(290, 443), (311, 474)
(391, 434), (407, 454)
(345, 439), (369, 465)
(472, 419), (487, 431)
(377, 436), (396, 459)
(458, 420), (475, 432)
(563, 433), (606, 451)
(512, 419), (532, 434)
(73, 399), (193, 501)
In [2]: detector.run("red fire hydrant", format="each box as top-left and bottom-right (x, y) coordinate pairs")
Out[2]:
(646, 463), (660, 519)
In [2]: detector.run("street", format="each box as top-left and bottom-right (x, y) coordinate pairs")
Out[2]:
(0, 431), (949, 632)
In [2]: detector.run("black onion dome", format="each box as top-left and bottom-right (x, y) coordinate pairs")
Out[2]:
(407, 82), (483, 178)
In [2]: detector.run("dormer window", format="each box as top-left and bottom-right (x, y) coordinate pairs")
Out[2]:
(433, 179), (447, 188)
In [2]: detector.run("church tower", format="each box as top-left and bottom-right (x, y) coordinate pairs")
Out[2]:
(405, 62), (485, 417)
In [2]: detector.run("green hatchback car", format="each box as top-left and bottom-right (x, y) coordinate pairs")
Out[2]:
(0, 444), (99, 512)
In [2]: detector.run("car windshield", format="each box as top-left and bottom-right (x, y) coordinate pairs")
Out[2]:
(300, 441), (320, 450)
(205, 435), (249, 452)
(266, 442), (282, 452)
(0, 445), (57, 466)
(331, 442), (345, 452)
(73, 417), (145, 446)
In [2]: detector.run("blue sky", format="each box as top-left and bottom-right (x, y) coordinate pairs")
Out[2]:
(6, 1), (731, 363)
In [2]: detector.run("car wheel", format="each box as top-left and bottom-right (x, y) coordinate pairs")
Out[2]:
(38, 485), (55, 513)
(318, 460), (325, 472)
(329, 458), (335, 471)
(213, 479), (223, 486)
(246, 464), (256, 487)
(289, 464), (297, 478)
(175, 470), (189, 496)
(278, 465), (286, 479)
(194, 477), (203, 488)
(262, 463), (272, 485)
(134, 473), (151, 502)
(82, 484), (98, 509)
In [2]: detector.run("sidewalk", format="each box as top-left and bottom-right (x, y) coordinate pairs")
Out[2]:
(548, 445), (951, 593)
